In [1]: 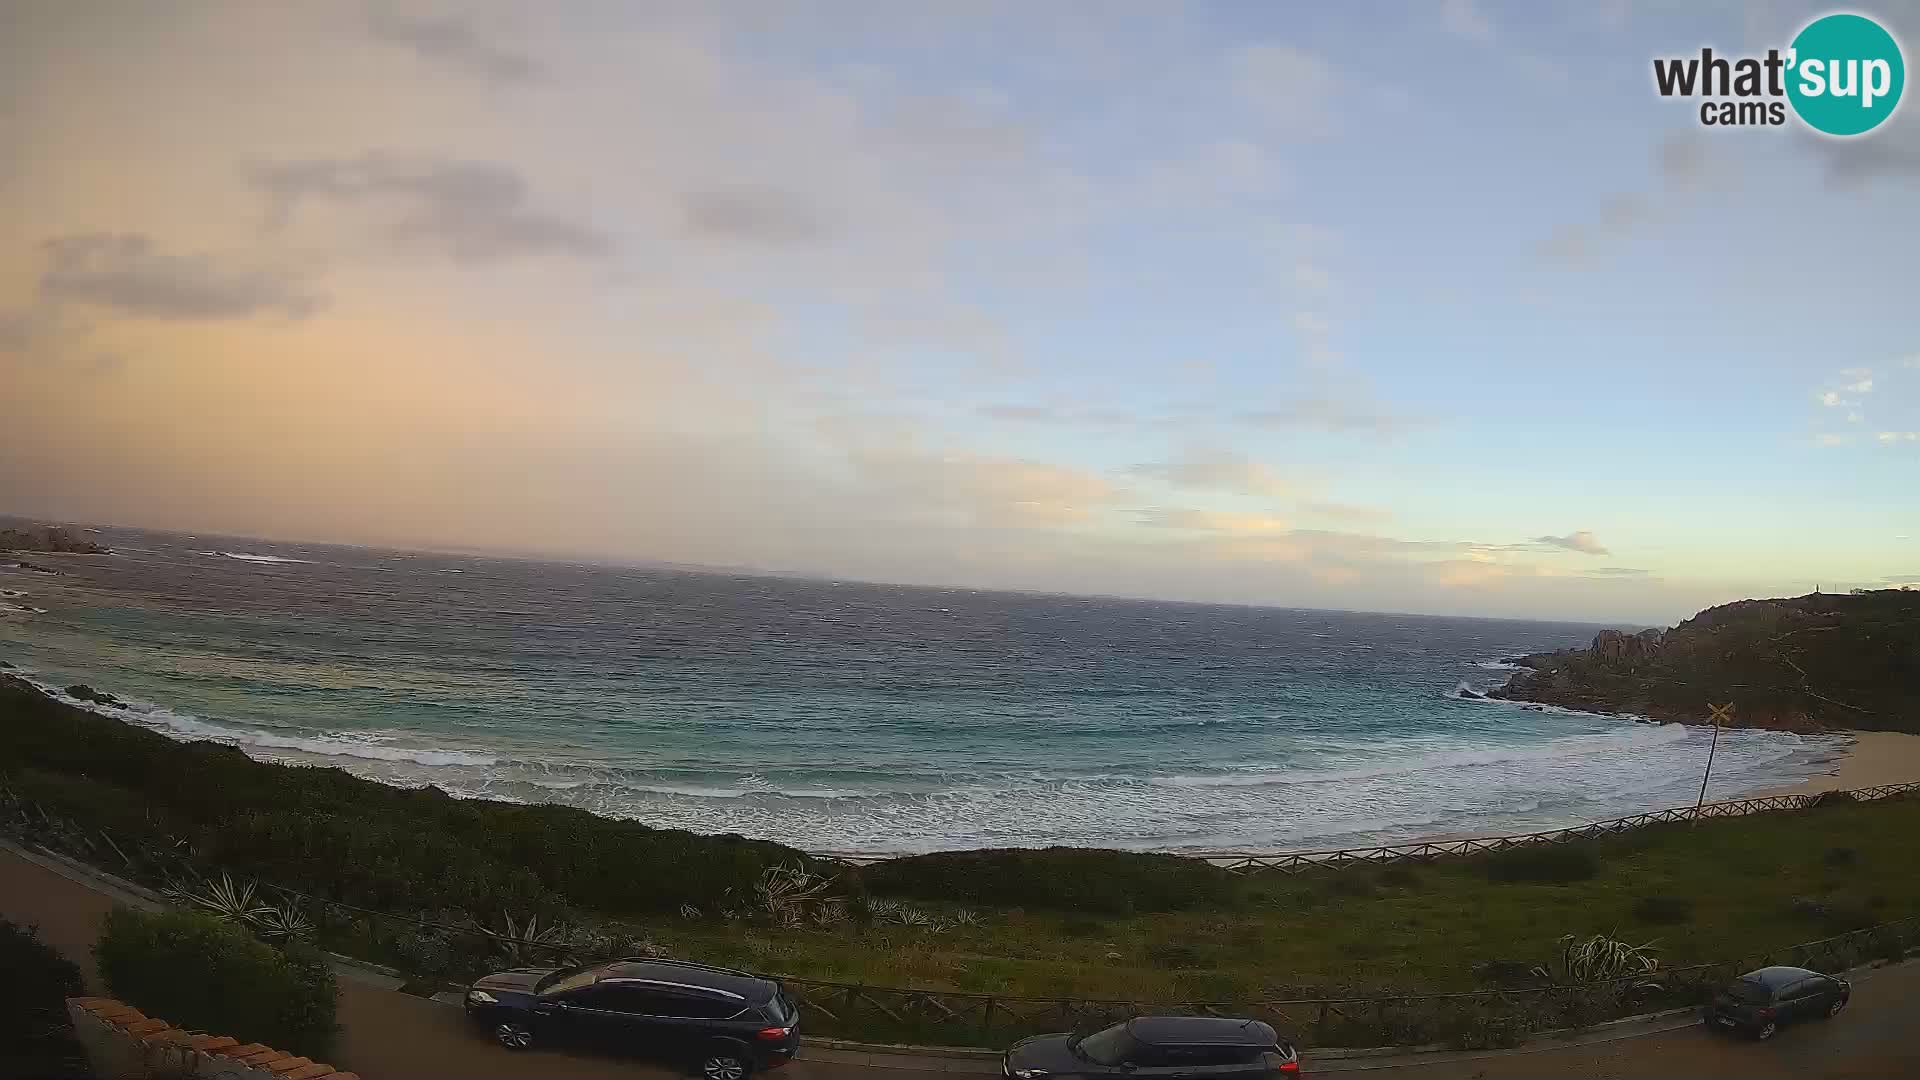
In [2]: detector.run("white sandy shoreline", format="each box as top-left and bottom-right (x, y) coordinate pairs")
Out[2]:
(1744, 729), (1920, 797)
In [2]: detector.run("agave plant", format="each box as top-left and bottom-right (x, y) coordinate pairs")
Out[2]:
(483, 912), (572, 966)
(950, 908), (983, 928)
(679, 903), (703, 921)
(1531, 932), (1662, 986)
(249, 898), (315, 942)
(172, 873), (273, 925)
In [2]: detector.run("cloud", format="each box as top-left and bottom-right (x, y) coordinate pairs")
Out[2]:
(1541, 133), (1717, 264)
(845, 446), (1129, 528)
(1844, 378), (1874, 394)
(1905, 356), (1920, 369)
(1141, 508), (1290, 533)
(0, 309), (31, 351)
(365, 8), (538, 83)
(37, 233), (320, 320)
(1813, 433), (1853, 447)
(1127, 449), (1294, 497)
(1299, 500), (1392, 524)
(1877, 431), (1920, 443)
(1239, 397), (1418, 434)
(1818, 391), (1844, 407)
(1293, 262), (1331, 290)
(1588, 566), (1650, 577)
(1291, 311), (1331, 336)
(250, 154), (612, 262)
(1533, 530), (1611, 555)
(680, 186), (827, 246)
(1440, 0), (1496, 42)
(1231, 44), (1337, 134)
(975, 403), (1140, 426)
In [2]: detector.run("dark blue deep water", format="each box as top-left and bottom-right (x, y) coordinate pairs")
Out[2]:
(1, 523), (1843, 853)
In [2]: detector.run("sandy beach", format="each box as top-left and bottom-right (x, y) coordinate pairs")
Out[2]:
(1749, 730), (1920, 797)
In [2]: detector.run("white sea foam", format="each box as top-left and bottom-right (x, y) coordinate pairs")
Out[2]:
(204, 551), (312, 565)
(31, 678), (498, 768)
(19, 668), (1844, 856)
(1474, 659), (1525, 671)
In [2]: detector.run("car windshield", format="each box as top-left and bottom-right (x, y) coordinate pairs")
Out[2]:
(1722, 978), (1771, 1004)
(536, 966), (600, 996)
(1073, 1025), (1142, 1067)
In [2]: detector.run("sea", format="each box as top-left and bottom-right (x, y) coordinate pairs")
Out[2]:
(0, 523), (1849, 856)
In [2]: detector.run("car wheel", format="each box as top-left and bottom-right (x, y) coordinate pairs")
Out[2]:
(1754, 1020), (1778, 1041)
(1827, 997), (1847, 1018)
(699, 1049), (749, 1080)
(494, 1021), (535, 1050)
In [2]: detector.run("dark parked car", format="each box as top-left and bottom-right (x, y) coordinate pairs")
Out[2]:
(464, 957), (800, 1079)
(1702, 965), (1850, 1040)
(1004, 1016), (1301, 1079)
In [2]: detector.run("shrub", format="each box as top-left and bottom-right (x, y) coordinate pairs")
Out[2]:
(0, 679), (808, 916)
(1144, 939), (1215, 968)
(1378, 865), (1421, 888)
(1058, 917), (1106, 938)
(1823, 846), (1858, 868)
(95, 907), (336, 1057)
(860, 847), (1237, 913)
(0, 919), (89, 1080)
(1630, 895), (1694, 925)
(1481, 844), (1599, 884)
(1809, 790), (1858, 807)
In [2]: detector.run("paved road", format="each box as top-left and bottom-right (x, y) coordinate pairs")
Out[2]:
(5, 844), (1915, 1079)
(1358, 958), (1920, 1079)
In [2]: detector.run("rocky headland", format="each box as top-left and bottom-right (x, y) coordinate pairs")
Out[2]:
(1490, 589), (1920, 734)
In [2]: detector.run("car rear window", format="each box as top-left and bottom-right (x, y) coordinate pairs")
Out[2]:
(1722, 979), (1771, 1004)
(765, 989), (797, 1025)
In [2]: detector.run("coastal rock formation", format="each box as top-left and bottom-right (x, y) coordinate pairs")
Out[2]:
(0, 526), (110, 555)
(1490, 589), (1920, 733)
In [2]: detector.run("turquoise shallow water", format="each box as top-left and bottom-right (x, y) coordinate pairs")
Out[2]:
(0, 523), (1846, 854)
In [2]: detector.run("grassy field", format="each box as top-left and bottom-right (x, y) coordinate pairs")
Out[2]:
(5, 673), (1918, 1013)
(631, 800), (1920, 1002)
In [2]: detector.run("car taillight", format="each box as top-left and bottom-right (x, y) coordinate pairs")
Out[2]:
(1757, 1008), (1774, 1020)
(756, 1026), (793, 1041)
(1278, 1062), (1299, 1074)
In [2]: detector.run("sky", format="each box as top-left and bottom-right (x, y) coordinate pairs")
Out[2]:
(2, 1), (1917, 624)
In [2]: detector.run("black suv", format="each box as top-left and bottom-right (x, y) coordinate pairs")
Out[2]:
(1004, 1016), (1301, 1079)
(464, 957), (801, 1079)
(1702, 965), (1850, 1040)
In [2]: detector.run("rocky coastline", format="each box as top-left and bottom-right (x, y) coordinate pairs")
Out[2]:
(0, 525), (110, 556)
(1486, 589), (1920, 734)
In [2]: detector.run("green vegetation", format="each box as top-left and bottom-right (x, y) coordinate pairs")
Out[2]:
(0, 674), (809, 918)
(1494, 589), (1920, 731)
(6, 673), (1920, 1047)
(1, 919), (90, 1080)
(95, 908), (337, 1057)
(1479, 845), (1598, 884)
(860, 847), (1238, 913)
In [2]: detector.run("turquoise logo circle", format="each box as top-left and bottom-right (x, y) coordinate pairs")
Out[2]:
(1787, 13), (1906, 136)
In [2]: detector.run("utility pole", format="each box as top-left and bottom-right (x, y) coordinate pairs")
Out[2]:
(1695, 703), (1733, 819)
